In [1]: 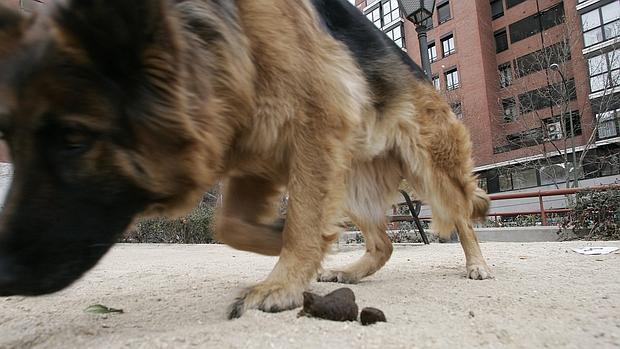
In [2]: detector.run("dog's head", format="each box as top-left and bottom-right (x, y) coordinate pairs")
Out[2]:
(0, 1), (212, 296)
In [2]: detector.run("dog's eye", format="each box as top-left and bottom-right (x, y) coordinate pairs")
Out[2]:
(60, 129), (91, 153)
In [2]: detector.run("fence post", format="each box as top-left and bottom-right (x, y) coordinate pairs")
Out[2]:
(539, 193), (547, 226)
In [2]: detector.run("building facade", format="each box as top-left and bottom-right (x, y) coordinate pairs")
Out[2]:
(352, 0), (619, 194)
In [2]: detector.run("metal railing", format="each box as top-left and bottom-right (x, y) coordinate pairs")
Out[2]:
(398, 185), (619, 226)
(486, 185), (619, 225)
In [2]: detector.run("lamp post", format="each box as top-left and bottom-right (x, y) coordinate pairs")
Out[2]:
(550, 63), (578, 188)
(398, 0), (436, 80)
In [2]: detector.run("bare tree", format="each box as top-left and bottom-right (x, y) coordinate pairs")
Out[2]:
(494, 16), (620, 189)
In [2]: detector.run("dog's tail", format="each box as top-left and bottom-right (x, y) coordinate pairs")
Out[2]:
(471, 187), (490, 221)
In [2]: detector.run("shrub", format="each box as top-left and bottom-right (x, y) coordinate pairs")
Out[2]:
(122, 201), (217, 244)
(561, 186), (620, 241)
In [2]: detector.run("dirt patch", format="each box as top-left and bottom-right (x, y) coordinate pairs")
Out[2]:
(1, 242), (619, 348)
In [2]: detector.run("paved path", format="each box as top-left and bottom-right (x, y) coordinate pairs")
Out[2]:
(1, 242), (619, 348)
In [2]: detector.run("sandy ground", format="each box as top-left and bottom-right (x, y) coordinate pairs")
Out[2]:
(0, 241), (619, 349)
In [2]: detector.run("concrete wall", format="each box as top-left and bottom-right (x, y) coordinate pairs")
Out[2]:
(475, 226), (561, 242)
(340, 226), (563, 243)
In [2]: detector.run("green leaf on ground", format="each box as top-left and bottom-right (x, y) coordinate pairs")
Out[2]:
(84, 304), (124, 314)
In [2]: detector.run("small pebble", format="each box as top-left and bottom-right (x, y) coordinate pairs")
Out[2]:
(360, 307), (386, 325)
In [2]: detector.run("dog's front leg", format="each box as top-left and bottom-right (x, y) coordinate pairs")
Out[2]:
(215, 176), (285, 256)
(228, 135), (348, 319)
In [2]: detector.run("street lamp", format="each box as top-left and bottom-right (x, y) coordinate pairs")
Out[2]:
(550, 63), (579, 188)
(398, 0), (436, 80)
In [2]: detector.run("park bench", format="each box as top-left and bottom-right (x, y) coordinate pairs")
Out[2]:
(387, 190), (430, 245)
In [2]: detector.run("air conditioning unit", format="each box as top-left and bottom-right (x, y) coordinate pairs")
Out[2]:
(546, 121), (563, 140)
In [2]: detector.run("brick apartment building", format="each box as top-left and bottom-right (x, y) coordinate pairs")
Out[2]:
(2, 0), (619, 196)
(353, 0), (620, 194)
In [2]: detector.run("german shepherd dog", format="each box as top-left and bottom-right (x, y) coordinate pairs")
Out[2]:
(0, 0), (491, 318)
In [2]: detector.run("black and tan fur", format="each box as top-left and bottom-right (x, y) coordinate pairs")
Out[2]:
(0, 0), (491, 318)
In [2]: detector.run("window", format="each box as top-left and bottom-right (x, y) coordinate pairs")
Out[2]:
(507, 128), (544, 148)
(518, 89), (547, 114)
(381, 0), (401, 25)
(494, 143), (520, 154)
(601, 153), (620, 176)
(567, 111), (583, 137)
(544, 119), (564, 140)
(365, 0), (401, 28)
(499, 172), (513, 191)
(441, 34), (456, 56)
(502, 98), (517, 122)
(541, 111), (582, 141)
(491, 0), (504, 19)
(514, 41), (571, 78)
(494, 29), (509, 53)
(445, 68), (460, 90)
(509, 3), (565, 43)
(581, 1), (620, 47)
(428, 42), (438, 62)
(451, 101), (463, 119)
(588, 49), (620, 93)
(510, 15), (539, 43)
(385, 24), (405, 48)
(540, 162), (582, 185)
(512, 168), (538, 190)
(540, 164), (567, 186)
(432, 75), (440, 90)
(541, 111), (581, 141)
(498, 168), (540, 191)
(506, 0), (526, 8)
(365, 1), (405, 48)
(518, 79), (577, 113)
(366, 6), (382, 28)
(496, 128), (546, 153)
(596, 109), (620, 139)
(437, 2), (452, 24)
(499, 63), (512, 88)
(538, 3), (566, 30)
(477, 177), (488, 192)
(515, 51), (542, 77)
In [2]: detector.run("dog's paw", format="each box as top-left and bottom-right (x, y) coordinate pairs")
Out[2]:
(467, 264), (493, 280)
(317, 269), (360, 284)
(228, 282), (304, 319)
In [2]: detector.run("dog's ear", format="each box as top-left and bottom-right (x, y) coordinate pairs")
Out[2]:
(54, 0), (180, 81)
(54, 0), (195, 145)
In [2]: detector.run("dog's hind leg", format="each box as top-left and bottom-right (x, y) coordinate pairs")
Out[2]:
(415, 173), (492, 280)
(399, 85), (492, 279)
(317, 215), (392, 284)
(215, 176), (284, 256)
(318, 157), (400, 284)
